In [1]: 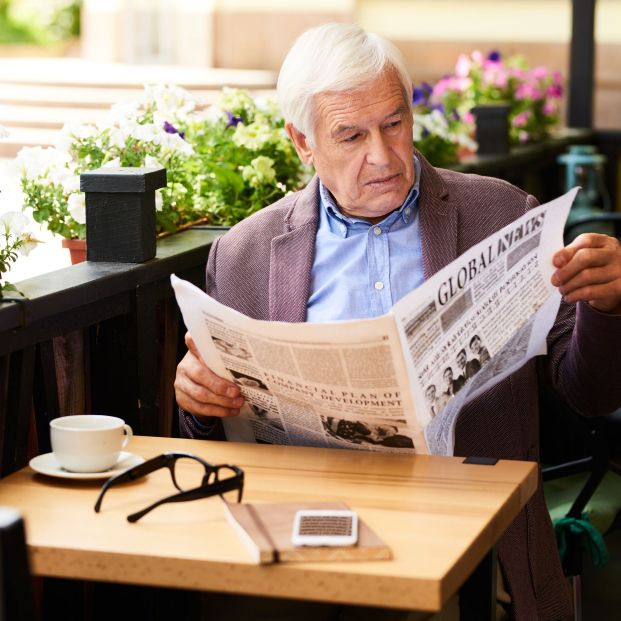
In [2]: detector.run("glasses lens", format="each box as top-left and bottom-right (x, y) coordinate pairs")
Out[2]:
(215, 465), (243, 501)
(172, 456), (209, 491)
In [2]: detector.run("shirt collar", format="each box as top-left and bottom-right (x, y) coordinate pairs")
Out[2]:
(319, 156), (422, 236)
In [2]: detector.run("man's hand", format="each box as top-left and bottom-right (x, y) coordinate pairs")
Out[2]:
(174, 333), (245, 420)
(551, 232), (621, 314)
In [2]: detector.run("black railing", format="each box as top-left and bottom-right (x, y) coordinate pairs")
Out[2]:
(0, 227), (225, 475)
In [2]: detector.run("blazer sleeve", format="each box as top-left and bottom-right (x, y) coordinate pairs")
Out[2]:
(543, 299), (621, 416)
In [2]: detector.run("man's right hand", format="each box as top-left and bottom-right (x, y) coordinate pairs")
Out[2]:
(174, 333), (245, 420)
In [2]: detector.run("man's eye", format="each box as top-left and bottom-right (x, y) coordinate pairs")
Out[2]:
(385, 120), (402, 131)
(342, 133), (361, 143)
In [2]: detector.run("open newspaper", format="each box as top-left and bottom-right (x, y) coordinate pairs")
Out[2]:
(171, 188), (578, 456)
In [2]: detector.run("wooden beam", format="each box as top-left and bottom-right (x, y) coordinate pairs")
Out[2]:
(568, 0), (596, 128)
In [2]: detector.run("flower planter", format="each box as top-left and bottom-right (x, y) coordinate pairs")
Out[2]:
(472, 104), (511, 155)
(61, 238), (87, 265)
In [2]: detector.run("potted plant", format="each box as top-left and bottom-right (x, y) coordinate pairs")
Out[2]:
(16, 85), (309, 262)
(413, 50), (564, 153)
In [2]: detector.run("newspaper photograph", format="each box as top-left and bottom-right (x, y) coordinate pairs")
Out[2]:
(171, 187), (578, 456)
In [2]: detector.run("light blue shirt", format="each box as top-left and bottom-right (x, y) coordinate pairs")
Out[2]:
(306, 157), (424, 322)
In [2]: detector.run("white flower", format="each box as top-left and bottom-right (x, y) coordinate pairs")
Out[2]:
(201, 104), (227, 124)
(102, 157), (121, 168)
(254, 96), (282, 122)
(143, 83), (196, 118)
(217, 88), (254, 116)
(145, 155), (163, 169)
(131, 123), (160, 143)
(55, 122), (99, 152)
(61, 174), (81, 193)
(18, 232), (41, 256)
(155, 189), (164, 212)
(241, 156), (276, 187)
(67, 193), (86, 224)
(49, 165), (76, 187)
(0, 211), (29, 235)
(105, 100), (143, 127)
(233, 122), (273, 151)
(0, 125), (9, 139)
(106, 127), (126, 149)
(160, 131), (194, 155)
(16, 146), (71, 181)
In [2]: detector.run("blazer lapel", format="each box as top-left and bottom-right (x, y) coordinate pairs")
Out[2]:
(267, 161), (458, 321)
(417, 155), (459, 279)
(268, 178), (320, 322)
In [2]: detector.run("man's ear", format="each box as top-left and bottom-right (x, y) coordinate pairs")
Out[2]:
(285, 123), (314, 166)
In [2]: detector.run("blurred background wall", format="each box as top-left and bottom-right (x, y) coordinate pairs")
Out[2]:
(80, 0), (620, 130)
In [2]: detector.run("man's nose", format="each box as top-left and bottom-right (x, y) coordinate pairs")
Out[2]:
(366, 132), (391, 166)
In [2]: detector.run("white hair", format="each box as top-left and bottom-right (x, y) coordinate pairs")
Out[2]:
(277, 23), (412, 144)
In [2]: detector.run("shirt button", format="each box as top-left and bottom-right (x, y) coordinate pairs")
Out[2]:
(404, 207), (412, 216)
(340, 224), (346, 234)
(374, 281), (384, 290)
(373, 226), (382, 236)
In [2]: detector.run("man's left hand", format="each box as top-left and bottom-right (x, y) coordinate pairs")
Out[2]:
(552, 232), (621, 315)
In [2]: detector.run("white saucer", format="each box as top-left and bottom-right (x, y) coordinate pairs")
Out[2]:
(29, 451), (145, 480)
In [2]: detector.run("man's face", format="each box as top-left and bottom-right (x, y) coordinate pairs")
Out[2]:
(443, 368), (453, 384)
(287, 70), (415, 223)
(457, 351), (466, 370)
(470, 337), (481, 354)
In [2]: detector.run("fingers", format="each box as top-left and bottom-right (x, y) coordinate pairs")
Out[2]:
(551, 233), (621, 313)
(175, 340), (245, 418)
(185, 333), (202, 359)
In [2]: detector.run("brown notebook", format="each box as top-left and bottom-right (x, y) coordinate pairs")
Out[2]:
(224, 500), (392, 564)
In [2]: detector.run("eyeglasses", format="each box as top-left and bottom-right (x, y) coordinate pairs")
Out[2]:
(94, 452), (244, 522)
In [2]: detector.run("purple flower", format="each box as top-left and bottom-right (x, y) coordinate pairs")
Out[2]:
(225, 111), (243, 128)
(421, 81), (434, 95)
(412, 86), (427, 105)
(412, 81), (434, 106)
(487, 50), (501, 62)
(163, 121), (185, 140)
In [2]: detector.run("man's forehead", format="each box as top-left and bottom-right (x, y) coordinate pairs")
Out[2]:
(314, 75), (408, 127)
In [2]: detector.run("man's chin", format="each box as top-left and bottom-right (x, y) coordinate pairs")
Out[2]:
(364, 191), (408, 216)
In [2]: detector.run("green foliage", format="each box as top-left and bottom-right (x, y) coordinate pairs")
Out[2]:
(17, 85), (308, 239)
(0, 211), (38, 293)
(0, 0), (81, 45)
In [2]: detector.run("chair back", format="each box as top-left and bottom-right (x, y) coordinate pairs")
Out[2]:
(564, 211), (621, 244)
(0, 507), (34, 621)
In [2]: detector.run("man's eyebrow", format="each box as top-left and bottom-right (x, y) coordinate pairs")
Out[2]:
(331, 105), (407, 139)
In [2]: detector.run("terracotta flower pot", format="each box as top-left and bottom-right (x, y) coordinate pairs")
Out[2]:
(61, 238), (87, 265)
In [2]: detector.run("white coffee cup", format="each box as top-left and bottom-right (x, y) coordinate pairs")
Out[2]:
(50, 415), (133, 473)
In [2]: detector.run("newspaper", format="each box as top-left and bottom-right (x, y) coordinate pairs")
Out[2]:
(171, 187), (578, 455)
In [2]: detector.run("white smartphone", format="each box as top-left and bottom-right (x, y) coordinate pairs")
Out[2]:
(291, 509), (358, 547)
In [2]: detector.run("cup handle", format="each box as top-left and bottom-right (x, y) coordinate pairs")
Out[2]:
(121, 424), (133, 449)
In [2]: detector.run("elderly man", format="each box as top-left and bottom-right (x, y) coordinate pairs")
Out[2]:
(175, 23), (621, 621)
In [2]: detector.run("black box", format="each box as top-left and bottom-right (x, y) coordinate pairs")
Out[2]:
(81, 167), (167, 263)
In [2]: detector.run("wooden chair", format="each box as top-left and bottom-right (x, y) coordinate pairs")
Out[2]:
(541, 399), (621, 621)
(564, 211), (621, 244)
(0, 507), (35, 621)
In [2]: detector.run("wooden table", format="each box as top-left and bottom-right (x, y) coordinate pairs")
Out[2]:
(0, 435), (537, 615)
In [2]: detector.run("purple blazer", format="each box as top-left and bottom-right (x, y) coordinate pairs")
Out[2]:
(181, 153), (621, 620)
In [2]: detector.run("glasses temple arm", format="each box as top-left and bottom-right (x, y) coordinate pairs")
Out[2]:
(126, 478), (244, 523)
(93, 454), (173, 513)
